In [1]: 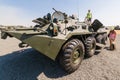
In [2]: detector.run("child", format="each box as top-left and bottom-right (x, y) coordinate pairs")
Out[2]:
(108, 27), (116, 50)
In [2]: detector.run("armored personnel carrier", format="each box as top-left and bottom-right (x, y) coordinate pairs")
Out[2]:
(1, 9), (107, 73)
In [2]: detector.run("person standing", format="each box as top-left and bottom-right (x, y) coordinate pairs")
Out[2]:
(86, 10), (92, 25)
(108, 27), (117, 50)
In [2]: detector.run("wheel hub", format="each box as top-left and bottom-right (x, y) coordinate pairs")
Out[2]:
(72, 49), (81, 64)
(90, 43), (95, 53)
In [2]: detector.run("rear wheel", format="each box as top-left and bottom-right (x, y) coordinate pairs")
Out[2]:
(85, 37), (96, 57)
(60, 39), (85, 73)
(96, 33), (107, 44)
(96, 34), (107, 52)
(103, 33), (108, 45)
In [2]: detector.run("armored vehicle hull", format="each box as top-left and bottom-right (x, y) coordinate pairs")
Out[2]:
(1, 9), (108, 73)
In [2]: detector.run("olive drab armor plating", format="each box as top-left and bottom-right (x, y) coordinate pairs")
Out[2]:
(1, 8), (108, 73)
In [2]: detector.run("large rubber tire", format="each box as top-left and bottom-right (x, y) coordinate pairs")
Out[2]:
(96, 35), (102, 43)
(96, 34), (107, 44)
(103, 33), (108, 45)
(96, 34), (107, 53)
(60, 39), (85, 73)
(85, 37), (96, 57)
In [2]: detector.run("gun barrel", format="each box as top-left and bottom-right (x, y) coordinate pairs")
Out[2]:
(52, 8), (62, 15)
(52, 8), (57, 12)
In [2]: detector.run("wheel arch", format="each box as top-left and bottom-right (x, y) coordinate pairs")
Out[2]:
(55, 34), (93, 61)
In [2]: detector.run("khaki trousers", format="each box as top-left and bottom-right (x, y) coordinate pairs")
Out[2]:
(109, 39), (116, 50)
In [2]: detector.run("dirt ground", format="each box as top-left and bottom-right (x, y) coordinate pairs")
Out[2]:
(115, 30), (120, 34)
(0, 31), (120, 80)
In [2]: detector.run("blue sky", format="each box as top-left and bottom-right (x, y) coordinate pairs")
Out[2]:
(0, 0), (120, 26)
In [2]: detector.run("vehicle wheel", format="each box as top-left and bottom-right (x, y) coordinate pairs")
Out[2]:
(96, 35), (103, 50)
(1, 32), (8, 39)
(96, 34), (107, 45)
(102, 33), (108, 45)
(96, 34), (107, 52)
(60, 39), (85, 73)
(85, 37), (96, 57)
(96, 35), (102, 43)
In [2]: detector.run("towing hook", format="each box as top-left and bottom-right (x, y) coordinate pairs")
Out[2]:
(19, 42), (29, 48)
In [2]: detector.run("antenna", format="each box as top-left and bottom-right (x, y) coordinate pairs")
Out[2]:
(77, 0), (80, 21)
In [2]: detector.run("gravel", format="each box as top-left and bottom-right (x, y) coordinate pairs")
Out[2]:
(0, 35), (120, 80)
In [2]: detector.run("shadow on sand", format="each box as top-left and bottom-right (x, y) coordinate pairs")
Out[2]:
(0, 48), (67, 80)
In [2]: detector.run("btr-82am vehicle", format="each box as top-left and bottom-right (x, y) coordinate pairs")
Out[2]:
(1, 8), (107, 73)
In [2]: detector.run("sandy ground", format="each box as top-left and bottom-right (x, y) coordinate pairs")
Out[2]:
(115, 30), (120, 34)
(0, 32), (120, 80)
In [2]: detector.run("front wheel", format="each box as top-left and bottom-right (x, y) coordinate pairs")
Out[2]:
(59, 39), (85, 73)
